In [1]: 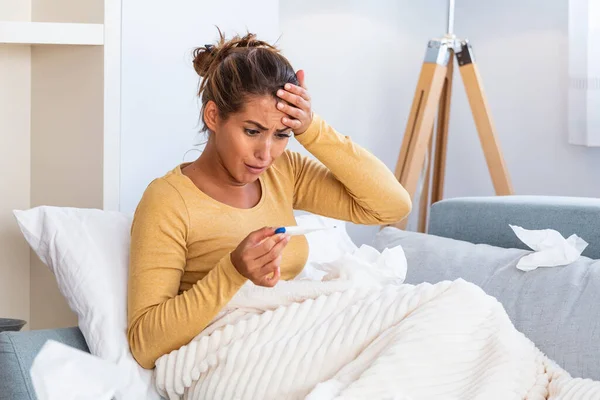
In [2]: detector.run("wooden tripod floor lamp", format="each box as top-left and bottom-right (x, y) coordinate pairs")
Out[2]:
(389, 0), (514, 232)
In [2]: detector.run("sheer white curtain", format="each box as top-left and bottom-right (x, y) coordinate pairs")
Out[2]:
(568, 0), (600, 147)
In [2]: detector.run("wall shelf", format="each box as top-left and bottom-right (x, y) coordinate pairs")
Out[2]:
(0, 21), (104, 45)
(1, 0), (117, 330)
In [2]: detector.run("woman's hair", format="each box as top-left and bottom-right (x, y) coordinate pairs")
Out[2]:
(192, 28), (299, 133)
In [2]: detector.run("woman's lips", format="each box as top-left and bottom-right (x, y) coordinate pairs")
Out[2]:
(245, 164), (267, 174)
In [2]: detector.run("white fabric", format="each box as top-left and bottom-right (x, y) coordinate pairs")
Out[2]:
(510, 224), (589, 271)
(155, 245), (600, 400)
(31, 340), (128, 400)
(12, 206), (355, 399)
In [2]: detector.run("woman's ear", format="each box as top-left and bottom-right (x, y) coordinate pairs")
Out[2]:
(204, 101), (219, 132)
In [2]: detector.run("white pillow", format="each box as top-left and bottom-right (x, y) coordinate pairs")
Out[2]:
(294, 213), (358, 263)
(13, 207), (159, 400)
(13, 206), (357, 398)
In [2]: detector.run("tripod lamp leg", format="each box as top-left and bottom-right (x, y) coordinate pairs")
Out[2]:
(390, 41), (450, 230)
(457, 41), (514, 196)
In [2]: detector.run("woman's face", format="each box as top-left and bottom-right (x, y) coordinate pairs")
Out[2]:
(205, 95), (293, 185)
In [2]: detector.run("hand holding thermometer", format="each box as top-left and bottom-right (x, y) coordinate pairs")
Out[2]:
(274, 226), (336, 236)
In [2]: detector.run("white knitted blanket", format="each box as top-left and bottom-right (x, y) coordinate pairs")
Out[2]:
(153, 245), (600, 400)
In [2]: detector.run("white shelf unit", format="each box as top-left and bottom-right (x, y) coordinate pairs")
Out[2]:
(0, 0), (121, 330)
(0, 21), (104, 45)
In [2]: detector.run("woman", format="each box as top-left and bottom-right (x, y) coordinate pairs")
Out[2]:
(127, 30), (412, 369)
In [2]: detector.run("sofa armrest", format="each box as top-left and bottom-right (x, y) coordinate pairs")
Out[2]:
(428, 195), (600, 260)
(0, 327), (87, 400)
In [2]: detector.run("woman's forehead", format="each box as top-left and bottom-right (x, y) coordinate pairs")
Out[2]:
(235, 96), (287, 128)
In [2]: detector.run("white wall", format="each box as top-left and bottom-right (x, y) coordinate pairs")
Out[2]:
(279, 0), (448, 244)
(447, 0), (600, 199)
(119, 0), (280, 214)
(279, 0), (600, 246)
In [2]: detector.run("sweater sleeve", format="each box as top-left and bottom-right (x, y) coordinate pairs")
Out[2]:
(291, 114), (412, 225)
(126, 179), (247, 369)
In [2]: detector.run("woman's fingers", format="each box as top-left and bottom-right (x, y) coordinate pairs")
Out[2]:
(256, 234), (290, 266)
(277, 88), (310, 109)
(232, 227), (288, 285)
(247, 233), (285, 259)
(276, 74), (313, 135)
(242, 230), (289, 287)
(276, 101), (303, 119)
(260, 255), (282, 276)
(295, 69), (307, 90)
(282, 117), (303, 130)
(257, 264), (280, 287)
(245, 227), (277, 246)
(285, 81), (310, 101)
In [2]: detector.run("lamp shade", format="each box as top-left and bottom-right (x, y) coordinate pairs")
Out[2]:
(568, 0), (600, 146)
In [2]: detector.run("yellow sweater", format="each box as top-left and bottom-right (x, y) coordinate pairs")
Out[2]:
(127, 114), (412, 369)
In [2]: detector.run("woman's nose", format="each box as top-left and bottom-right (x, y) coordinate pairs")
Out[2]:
(254, 139), (271, 161)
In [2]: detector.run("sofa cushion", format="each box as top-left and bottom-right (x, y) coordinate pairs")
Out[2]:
(428, 196), (600, 260)
(373, 227), (600, 381)
(0, 327), (88, 400)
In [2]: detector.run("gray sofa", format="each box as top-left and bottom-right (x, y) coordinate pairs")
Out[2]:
(1, 195), (599, 399)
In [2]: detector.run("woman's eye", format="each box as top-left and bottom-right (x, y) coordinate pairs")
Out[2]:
(277, 133), (292, 140)
(245, 129), (260, 136)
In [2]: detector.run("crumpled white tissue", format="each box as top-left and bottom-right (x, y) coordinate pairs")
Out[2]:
(509, 224), (589, 272)
(30, 340), (126, 400)
(335, 244), (408, 283)
(298, 244), (407, 284)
